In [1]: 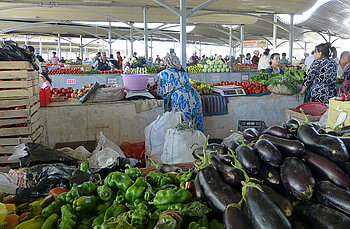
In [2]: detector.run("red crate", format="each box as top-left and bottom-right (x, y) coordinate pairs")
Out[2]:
(39, 86), (51, 106)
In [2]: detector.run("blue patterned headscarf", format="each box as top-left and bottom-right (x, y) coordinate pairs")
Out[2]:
(164, 53), (183, 71)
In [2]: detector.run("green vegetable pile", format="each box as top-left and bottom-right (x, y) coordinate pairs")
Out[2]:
(146, 65), (158, 74)
(82, 70), (101, 75)
(23, 163), (221, 229)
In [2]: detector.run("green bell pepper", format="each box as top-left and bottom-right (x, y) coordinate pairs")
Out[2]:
(125, 164), (141, 181)
(104, 172), (134, 192)
(91, 213), (104, 228)
(128, 202), (150, 228)
(175, 172), (193, 185)
(146, 171), (173, 188)
(97, 201), (113, 215)
(66, 181), (97, 203)
(154, 210), (183, 229)
(42, 192), (67, 217)
(14, 216), (45, 229)
(175, 189), (193, 203)
(115, 220), (135, 229)
(188, 222), (208, 229)
(97, 185), (113, 201)
(181, 201), (211, 217)
(80, 161), (91, 174)
(151, 189), (192, 210)
(156, 184), (179, 192)
(73, 196), (100, 212)
(77, 217), (95, 229)
(168, 203), (184, 211)
(101, 217), (118, 229)
(58, 204), (77, 229)
(208, 219), (224, 229)
(41, 213), (59, 229)
(125, 177), (155, 204)
(104, 204), (127, 221)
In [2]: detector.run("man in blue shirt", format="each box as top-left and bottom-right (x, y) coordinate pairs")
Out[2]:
(280, 53), (289, 67)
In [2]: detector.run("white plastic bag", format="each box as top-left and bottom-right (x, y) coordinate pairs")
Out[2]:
(145, 112), (182, 163)
(162, 128), (206, 164)
(8, 144), (27, 161)
(57, 146), (92, 161)
(93, 131), (125, 157)
(0, 172), (21, 194)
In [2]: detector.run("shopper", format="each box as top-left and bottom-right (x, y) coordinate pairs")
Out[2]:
(40, 72), (52, 89)
(280, 53), (289, 67)
(192, 52), (199, 65)
(155, 55), (161, 63)
(157, 53), (203, 132)
(92, 52), (101, 64)
(116, 51), (123, 69)
(252, 50), (259, 65)
(258, 49), (270, 71)
(300, 42), (337, 104)
(266, 53), (285, 74)
(92, 53), (113, 71)
(50, 52), (59, 65)
(227, 56), (235, 67)
(305, 51), (315, 70)
(243, 53), (252, 64)
(133, 52), (138, 60)
(338, 51), (350, 79)
(332, 47), (339, 63)
(60, 57), (66, 63)
(108, 54), (118, 70)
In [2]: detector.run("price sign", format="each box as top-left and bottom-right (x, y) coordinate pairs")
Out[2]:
(148, 78), (155, 83)
(212, 76), (220, 81)
(107, 78), (117, 84)
(241, 75), (249, 81)
(67, 79), (76, 85)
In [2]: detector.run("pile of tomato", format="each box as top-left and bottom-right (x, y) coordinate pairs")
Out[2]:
(235, 80), (270, 94)
(236, 64), (258, 67)
(100, 70), (123, 74)
(48, 68), (82, 75)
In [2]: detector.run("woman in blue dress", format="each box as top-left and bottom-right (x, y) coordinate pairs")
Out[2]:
(157, 53), (204, 132)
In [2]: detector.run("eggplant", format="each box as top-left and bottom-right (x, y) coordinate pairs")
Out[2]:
(327, 130), (342, 136)
(283, 118), (301, 135)
(210, 156), (243, 188)
(223, 205), (252, 229)
(290, 218), (310, 229)
(194, 174), (203, 200)
(254, 139), (283, 167)
(261, 184), (293, 217)
(245, 186), (292, 229)
(340, 162), (350, 177)
(258, 162), (281, 187)
(263, 125), (289, 138)
(296, 202), (350, 229)
(339, 137), (350, 154)
(297, 124), (349, 163)
(214, 153), (233, 166)
(260, 134), (305, 157)
(341, 126), (350, 135)
(318, 128), (327, 134)
(303, 151), (349, 189)
(243, 128), (259, 141)
(280, 157), (315, 200)
(315, 181), (350, 215)
(197, 166), (241, 213)
(192, 143), (227, 159)
(236, 145), (260, 174)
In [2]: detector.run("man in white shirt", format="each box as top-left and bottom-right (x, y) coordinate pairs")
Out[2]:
(258, 49), (270, 71)
(304, 51), (315, 71)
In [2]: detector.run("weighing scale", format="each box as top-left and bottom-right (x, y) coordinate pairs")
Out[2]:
(212, 85), (246, 97)
(125, 90), (155, 100)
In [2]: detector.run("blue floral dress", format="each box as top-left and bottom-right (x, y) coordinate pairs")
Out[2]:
(157, 68), (204, 132)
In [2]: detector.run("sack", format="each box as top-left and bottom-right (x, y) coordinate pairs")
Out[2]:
(145, 112), (182, 163)
(327, 98), (350, 129)
(162, 128), (206, 164)
(78, 82), (101, 103)
(339, 78), (350, 96)
(87, 87), (125, 103)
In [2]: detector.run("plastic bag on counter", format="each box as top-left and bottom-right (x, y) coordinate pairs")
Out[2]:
(162, 128), (206, 164)
(57, 146), (92, 161)
(26, 163), (77, 188)
(0, 172), (21, 194)
(94, 131), (125, 157)
(9, 143), (78, 169)
(89, 147), (122, 169)
(145, 112), (182, 164)
(87, 87), (125, 103)
(93, 157), (140, 179)
(222, 132), (243, 150)
(78, 82), (101, 103)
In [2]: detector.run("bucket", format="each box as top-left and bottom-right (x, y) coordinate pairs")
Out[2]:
(122, 74), (150, 91)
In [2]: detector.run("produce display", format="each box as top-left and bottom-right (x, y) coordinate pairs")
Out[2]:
(190, 80), (213, 95)
(124, 66), (148, 74)
(187, 65), (203, 73)
(82, 70), (101, 75)
(201, 57), (229, 73)
(100, 70), (123, 75)
(235, 63), (258, 67)
(212, 80), (269, 94)
(145, 65), (158, 74)
(48, 68), (82, 75)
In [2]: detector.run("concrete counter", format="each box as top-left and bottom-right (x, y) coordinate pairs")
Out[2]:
(41, 94), (302, 149)
(50, 72), (259, 89)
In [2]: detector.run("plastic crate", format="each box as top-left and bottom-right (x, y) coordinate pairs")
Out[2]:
(238, 120), (267, 132)
(294, 102), (328, 116)
(39, 87), (51, 106)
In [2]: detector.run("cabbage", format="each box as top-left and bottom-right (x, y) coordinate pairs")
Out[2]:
(203, 68), (208, 73)
(221, 68), (225, 72)
(204, 65), (208, 69)
(226, 68), (229, 72)
(208, 68), (212, 73)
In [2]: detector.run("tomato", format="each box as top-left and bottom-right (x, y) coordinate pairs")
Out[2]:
(48, 187), (69, 196)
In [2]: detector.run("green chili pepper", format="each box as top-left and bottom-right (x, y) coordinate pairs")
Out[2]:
(80, 162), (91, 174)
(41, 214), (59, 229)
(42, 192), (67, 217)
(58, 204), (77, 229)
(104, 172), (134, 192)
(73, 196), (100, 212)
(14, 216), (45, 229)
(97, 185), (113, 201)
(125, 164), (141, 181)
(104, 204), (127, 221)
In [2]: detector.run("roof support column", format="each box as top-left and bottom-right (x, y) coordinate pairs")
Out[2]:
(126, 40), (129, 56)
(180, 0), (187, 68)
(144, 7), (149, 60)
(25, 35), (28, 46)
(229, 25), (233, 56)
(150, 36), (153, 60)
(39, 36), (42, 56)
(199, 41), (202, 58)
(289, 14), (294, 62)
(69, 41), (72, 59)
(130, 22), (134, 55)
(108, 22), (112, 56)
(240, 25), (244, 56)
(58, 34), (61, 59)
(273, 14), (277, 50)
(80, 35), (83, 60)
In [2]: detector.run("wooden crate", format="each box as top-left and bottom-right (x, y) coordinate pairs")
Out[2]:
(0, 71), (39, 99)
(0, 61), (33, 70)
(285, 108), (322, 124)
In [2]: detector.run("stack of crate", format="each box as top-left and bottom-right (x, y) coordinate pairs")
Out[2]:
(0, 61), (42, 172)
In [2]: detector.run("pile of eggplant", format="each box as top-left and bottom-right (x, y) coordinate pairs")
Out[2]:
(193, 119), (350, 229)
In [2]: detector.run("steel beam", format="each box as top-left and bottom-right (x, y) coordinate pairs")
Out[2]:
(130, 22), (134, 55)
(240, 25), (244, 56)
(39, 36), (42, 56)
(152, 0), (180, 16)
(289, 14), (294, 62)
(58, 33), (61, 59)
(80, 35), (83, 60)
(108, 22), (112, 56)
(273, 14), (277, 50)
(229, 25), (233, 56)
(187, 0), (219, 16)
(180, 0), (187, 68)
(144, 7), (149, 60)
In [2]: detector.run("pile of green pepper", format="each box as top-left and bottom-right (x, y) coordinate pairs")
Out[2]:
(15, 163), (224, 229)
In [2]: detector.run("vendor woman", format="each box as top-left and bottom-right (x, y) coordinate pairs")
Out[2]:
(157, 53), (203, 132)
(40, 72), (52, 89)
(266, 53), (285, 74)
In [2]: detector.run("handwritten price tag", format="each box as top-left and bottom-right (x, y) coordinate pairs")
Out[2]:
(107, 78), (117, 84)
(212, 76), (220, 81)
(67, 79), (76, 84)
(241, 75), (249, 81)
(148, 78), (155, 83)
